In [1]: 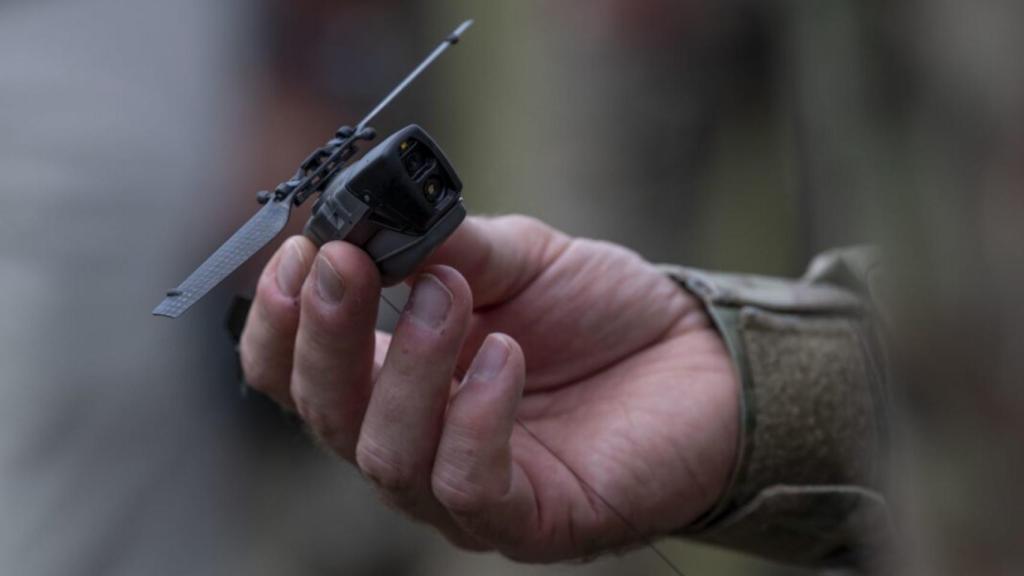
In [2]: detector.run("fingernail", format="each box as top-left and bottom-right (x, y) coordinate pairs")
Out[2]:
(407, 274), (452, 329)
(315, 255), (345, 303)
(467, 334), (510, 381)
(276, 239), (306, 297)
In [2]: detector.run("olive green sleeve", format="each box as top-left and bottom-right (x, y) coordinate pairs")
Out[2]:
(660, 247), (890, 568)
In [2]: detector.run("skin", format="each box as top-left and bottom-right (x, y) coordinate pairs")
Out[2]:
(239, 214), (739, 562)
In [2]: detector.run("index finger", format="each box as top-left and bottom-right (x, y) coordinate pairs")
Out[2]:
(239, 236), (317, 408)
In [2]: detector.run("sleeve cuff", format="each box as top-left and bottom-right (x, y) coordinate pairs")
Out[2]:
(659, 264), (889, 567)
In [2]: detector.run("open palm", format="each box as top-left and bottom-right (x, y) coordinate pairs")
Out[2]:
(240, 215), (738, 562)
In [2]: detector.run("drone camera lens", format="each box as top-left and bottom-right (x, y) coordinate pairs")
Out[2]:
(403, 150), (425, 176)
(423, 177), (443, 203)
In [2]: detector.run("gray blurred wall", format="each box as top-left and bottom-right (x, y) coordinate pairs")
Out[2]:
(0, 1), (432, 574)
(0, 1), (864, 574)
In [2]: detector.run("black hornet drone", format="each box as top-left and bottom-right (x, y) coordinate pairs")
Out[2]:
(153, 20), (473, 318)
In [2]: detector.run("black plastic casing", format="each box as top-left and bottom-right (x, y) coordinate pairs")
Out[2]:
(303, 125), (466, 286)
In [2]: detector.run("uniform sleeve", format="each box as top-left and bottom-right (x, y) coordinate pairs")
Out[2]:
(660, 247), (891, 569)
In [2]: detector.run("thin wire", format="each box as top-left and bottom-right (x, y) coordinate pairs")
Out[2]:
(362, 22), (685, 572)
(377, 288), (686, 574)
(379, 292), (403, 316)
(368, 18), (472, 319)
(513, 418), (688, 576)
(356, 20), (474, 131)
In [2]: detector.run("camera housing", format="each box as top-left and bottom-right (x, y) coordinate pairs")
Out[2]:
(304, 124), (465, 285)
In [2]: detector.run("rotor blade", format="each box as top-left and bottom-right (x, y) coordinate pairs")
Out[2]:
(152, 199), (293, 318)
(355, 19), (473, 131)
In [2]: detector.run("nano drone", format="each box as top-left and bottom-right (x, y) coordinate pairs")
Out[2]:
(153, 21), (472, 318)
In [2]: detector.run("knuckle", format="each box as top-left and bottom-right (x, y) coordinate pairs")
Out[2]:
(497, 214), (550, 237)
(496, 214), (571, 266)
(293, 391), (347, 447)
(578, 236), (642, 263)
(431, 426), (498, 515)
(355, 436), (421, 497)
(432, 468), (488, 515)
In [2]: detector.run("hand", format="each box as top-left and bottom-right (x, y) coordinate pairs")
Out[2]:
(239, 215), (739, 562)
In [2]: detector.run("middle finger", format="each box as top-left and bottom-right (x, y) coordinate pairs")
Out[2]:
(292, 241), (381, 460)
(356, 265), (473, 511)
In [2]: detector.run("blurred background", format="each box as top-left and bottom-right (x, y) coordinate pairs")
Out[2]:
(2, 0), (1022, 575)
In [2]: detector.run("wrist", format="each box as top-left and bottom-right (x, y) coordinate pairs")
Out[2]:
(659, 263), (888, 567)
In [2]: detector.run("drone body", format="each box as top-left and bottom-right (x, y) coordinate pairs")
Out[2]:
(152, 22), (471, 318)
(305, 125), (465, 286)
